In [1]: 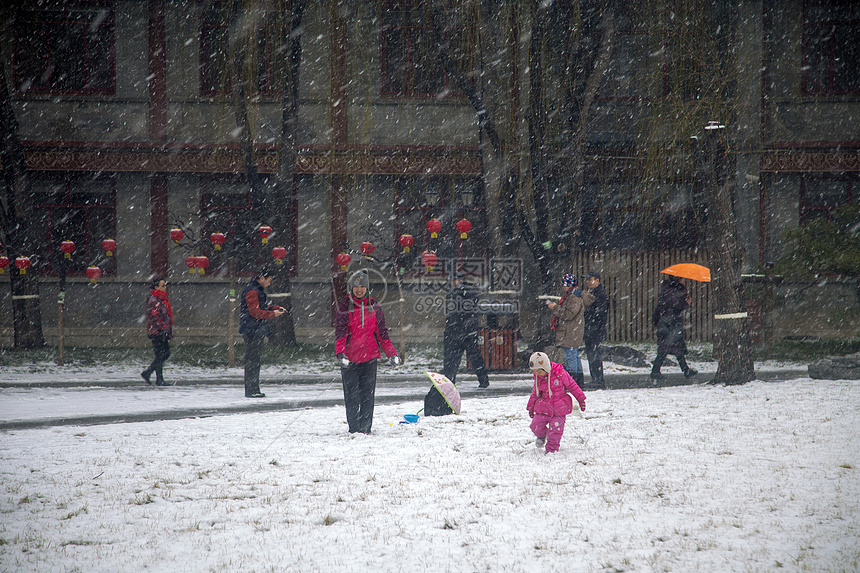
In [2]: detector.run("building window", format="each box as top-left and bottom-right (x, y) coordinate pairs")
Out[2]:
(32, 174), (117, 275)
(580, 183), (704, 250)
(380, 1), (473, 98)
(200, 176), (297, 275)
(800, 175), (859, 224)
(199, 2), (281, 96)
(598, 0), (668, 100)
(394, 176), (485, 275)
(802, 0), (860, 95)
(13, 2), (115, 95)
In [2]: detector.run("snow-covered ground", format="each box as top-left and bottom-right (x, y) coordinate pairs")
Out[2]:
(1, 363), (857, 571)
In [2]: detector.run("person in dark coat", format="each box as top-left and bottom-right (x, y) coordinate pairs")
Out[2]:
(335, 270), (400, 433)
(443, 272), (489, 389)
(239, 268), (286, 398)
(425, 272), (489, 416)
(583, 270), (609, 389)
(651, 275), (698, 380)
(142, 277), (173, 386)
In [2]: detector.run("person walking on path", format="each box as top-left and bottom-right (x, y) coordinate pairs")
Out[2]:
(546, 273), (594, 387)
(650, 275), (698, 381)
(142, 277), (173, 386)
(526, 351), (587, 454)
(583, 270), (609, 390)
(335, 270), (400, 433)
(239, 268), (286, 398)
(442, 272), (490, 389)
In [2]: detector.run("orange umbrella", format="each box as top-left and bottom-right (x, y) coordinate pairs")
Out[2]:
(660, 263), (711, 282)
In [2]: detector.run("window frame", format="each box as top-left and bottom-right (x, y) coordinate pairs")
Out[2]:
(801, 0), (860, 95)
(198, 1), (282, 97)
(32, 173), (118, 276)
(12, 1), (117, 96)
(799, 174), (859, 225)
(199, 175), (298, 277)
(394, 176), (486, 277)
(596, 0), (670, 101)
(379, 1), (471, 100)
(580, 182), (705, 251)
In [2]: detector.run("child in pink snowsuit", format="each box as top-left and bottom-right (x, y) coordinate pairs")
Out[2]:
(526, 351), (586, 454)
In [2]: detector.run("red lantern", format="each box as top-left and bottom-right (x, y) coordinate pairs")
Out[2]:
(185, 255), (196, 274)
(399, 234), (414, 253)
(196, 255), (209, 275)
(86, 266), (102, 284)
(335, 252), (351, 271)
(272, 246), (287, 265)
(257, 225), (273, 244)
(102, 238), (117, 257)
(210, 232), (226, 251)
(360, 241), (375, 257)
(60, 240), (76, 259)
(426, 219), (442, 239)
(170, 228), (185, 244)
(422, 250), (438, 272)
(456, 219), (472, 239)
(0, 255), (8, 274)
(15, 256), (31, 275)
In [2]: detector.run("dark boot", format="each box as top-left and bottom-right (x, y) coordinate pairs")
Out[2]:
(141, 369), (153, 385)
(678, 355), (698, 378)
(651, 352), (667, 380)
(476, 366), (489, 389)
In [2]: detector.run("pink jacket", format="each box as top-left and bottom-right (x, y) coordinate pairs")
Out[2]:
(334, 294), (397, 363)
(527, 362), (586, 417)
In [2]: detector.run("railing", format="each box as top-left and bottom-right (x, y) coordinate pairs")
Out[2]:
(570, 249), (711, 343)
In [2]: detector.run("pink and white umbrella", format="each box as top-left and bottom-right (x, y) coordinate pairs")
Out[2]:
(424, 371), (461, 415)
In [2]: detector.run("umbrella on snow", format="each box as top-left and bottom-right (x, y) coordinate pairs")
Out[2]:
(424, 371), (461, 415)
(660, 263), (711, 283)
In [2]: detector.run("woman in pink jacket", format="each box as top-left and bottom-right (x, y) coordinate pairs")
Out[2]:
(335, 270), (400, 433)
(526, 351), (586, 454)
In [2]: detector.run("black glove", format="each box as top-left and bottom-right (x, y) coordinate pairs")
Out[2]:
(389, 355), (402, 366)
(336, 353), (350, 368)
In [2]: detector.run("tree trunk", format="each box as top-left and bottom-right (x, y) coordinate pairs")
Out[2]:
(522, 1), (615, 351)
(525, 2), (556, 350)
(0, 56), (45, 348)
(702, 126), (755, 385)
(267, 0), (306, 348)
(228, 0), (299, 347)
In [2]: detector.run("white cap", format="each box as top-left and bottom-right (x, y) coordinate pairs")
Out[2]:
(528, 352), (550, 372)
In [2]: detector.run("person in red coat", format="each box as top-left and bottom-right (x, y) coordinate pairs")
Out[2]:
(334, 270), (400, 433)
(142, 277), (173, 386)
(239, 268), (286, 398)
(527, 351), (586, 454)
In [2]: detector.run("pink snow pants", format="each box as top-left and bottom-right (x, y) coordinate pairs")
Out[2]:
(530, 413), (567, 453)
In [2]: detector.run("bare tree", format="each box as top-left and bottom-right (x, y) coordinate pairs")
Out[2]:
(0, 49), (46, 348)
(698, 125), (755, 385)
(520, 0), (615, 349)
(432, 1), (615, 349)
(267, 0), (307, 347)
(638, 1), (755, 384)
(227, 0), (301, 346)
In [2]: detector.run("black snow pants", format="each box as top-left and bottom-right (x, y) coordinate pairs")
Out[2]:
(584, 336), (604, 386)
(243, 335), (265, 396)
(144, 335), (171, 384)
(340, 359), (378, 433)
(442, 327), (489, 388)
